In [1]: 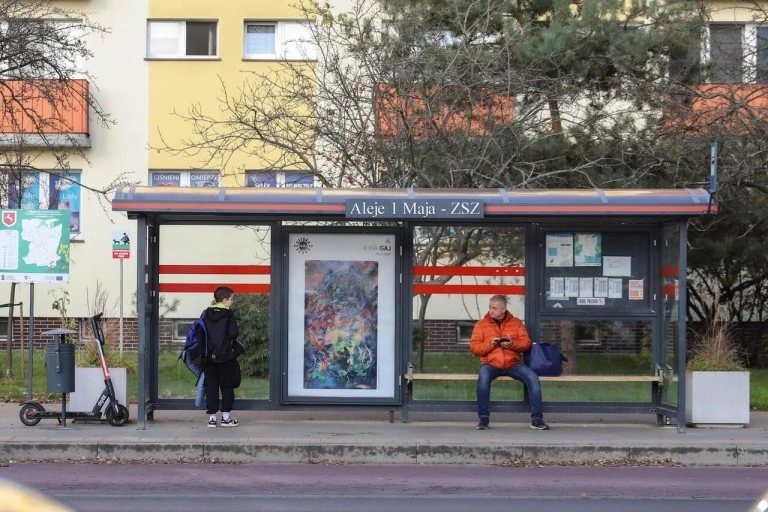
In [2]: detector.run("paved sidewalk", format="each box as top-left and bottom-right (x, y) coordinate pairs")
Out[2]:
(2, 403), (768, 466)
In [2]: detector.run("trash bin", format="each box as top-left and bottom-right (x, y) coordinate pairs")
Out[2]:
(46, 343), (75, 393)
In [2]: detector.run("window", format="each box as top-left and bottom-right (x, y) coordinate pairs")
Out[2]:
(147, 20), (217, 58)
(6, 171), (82, 235)
(243, 21), (315, 60)
(456, 321), (474, 343)
(576, 322), (601, 347)
(757, 27), (768, 82)
(245, 170), (314, 188)
(173, 320), (193, 343)
(709, 25), (743, 83)
(3, 20), (85, 78)
(149, 170), (220, 187)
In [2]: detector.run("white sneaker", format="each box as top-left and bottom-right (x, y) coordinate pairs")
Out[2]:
(207, 418), (217, 428)
(220, 416), (239, 427)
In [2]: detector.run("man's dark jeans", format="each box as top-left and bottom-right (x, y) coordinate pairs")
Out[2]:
(477, 363), (543, 421)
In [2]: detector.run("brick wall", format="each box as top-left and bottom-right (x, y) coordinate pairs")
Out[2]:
(6, 317), (140, 351)
(422, 320), (469, 353)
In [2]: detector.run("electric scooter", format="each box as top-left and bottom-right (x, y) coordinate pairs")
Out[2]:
(19, 313), (130, 427)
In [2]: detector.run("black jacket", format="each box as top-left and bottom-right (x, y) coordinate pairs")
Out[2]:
(203, 306), (239, 363)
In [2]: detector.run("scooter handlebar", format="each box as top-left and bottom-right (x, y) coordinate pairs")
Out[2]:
(91, 313), (105, 347)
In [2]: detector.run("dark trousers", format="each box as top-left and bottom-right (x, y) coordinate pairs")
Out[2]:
(477, 363), (543, 421)
(203, 358), (240, 414)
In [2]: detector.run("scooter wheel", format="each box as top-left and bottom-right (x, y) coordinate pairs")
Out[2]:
(106, 404), (129, 426)
(19, 403), (43, 426)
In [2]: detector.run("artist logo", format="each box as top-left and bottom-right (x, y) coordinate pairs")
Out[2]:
(293, 237), (313, 254)
(363, 237), (393, 254)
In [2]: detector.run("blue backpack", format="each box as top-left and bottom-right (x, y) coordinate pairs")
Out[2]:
(524, 341), (567, 377)
(179, 311), (207, 379)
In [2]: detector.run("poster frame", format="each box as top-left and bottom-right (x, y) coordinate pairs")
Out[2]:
(281, 227), (402, 404)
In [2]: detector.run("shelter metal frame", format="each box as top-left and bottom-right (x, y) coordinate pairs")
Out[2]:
(113, 186), (715, 432)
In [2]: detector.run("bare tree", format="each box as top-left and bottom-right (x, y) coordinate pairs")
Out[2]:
(0, 0), (126, 377)
(0, 0), (125, 200)
(154, 0), (725, 368)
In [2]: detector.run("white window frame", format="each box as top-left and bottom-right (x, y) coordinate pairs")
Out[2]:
(703, 23), (768, 84)
(147, 20), (218, 59)
(173, 320), (193, 343)
(456, 321), (474, 344)
(2, 19), (85, 78)
(148, 170), (220, 187)
(243, 20), (316, 61)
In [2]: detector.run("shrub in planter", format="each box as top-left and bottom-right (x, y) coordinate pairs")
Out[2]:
(686, 313), (749, 426)
(233, 294), (270, 378)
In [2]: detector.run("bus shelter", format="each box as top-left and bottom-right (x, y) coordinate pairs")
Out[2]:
(112, 186), (716, 431)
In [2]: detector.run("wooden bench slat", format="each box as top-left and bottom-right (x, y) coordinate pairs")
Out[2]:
(404, 373), (660, 383)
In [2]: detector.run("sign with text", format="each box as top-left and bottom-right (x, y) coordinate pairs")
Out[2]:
(0, 209), (70, 283)
(345, 199), (484, 220)
(112, 230), (130, 259)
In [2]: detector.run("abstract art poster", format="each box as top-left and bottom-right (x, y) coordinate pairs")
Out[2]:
(287, 232), (396, 400)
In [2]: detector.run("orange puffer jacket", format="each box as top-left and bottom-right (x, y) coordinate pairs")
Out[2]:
(468, 312), (532, 369)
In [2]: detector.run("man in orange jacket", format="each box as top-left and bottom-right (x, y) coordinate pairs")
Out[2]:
(469, 294), (549, 430)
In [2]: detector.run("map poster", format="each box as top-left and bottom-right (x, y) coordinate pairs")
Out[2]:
(0, 209), (70, 283)
(574, 232), (602, 267)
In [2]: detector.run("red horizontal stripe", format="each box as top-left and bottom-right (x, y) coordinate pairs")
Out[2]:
(486, 205), (716, 213)
(661, 285), (677, 296)
(159, 264), (270, 275)
(413, 284), (525, 295)
(660, 265), (679, 278)
(413, 266), (525, 276)
(159, 283), (270, 293)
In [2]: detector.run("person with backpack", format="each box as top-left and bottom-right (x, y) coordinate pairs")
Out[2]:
(202, 286), (241, 427)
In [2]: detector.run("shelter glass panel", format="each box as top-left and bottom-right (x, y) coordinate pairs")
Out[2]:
(411, 225), (526, 362)
(157, 225), (271, 402)
(660, 223), (681, 407)
(538, 319), (653, 402)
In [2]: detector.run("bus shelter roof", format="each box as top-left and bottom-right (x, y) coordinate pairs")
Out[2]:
(112, 186), (716, 223)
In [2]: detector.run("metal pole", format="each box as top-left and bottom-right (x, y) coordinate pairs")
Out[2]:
(27, 284), (34, 401)
(119, 258), (124, 356)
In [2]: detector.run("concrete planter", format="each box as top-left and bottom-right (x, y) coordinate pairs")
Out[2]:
(685, 370), (750, 427)
(69, 367), (128, 413)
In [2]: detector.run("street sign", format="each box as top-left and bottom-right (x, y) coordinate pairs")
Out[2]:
(112, 230), (130, 259)
(0, 209), (70, 283)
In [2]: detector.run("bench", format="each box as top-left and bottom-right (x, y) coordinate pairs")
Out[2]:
(400, 371), (669, 423)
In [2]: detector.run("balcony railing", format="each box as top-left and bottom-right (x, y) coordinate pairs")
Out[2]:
(665, 83), (768, 135)
(375, 83), (514, 139)
(0, 79), (90, 147)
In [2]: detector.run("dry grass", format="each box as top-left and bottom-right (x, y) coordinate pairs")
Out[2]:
(687, 316), (745, 371)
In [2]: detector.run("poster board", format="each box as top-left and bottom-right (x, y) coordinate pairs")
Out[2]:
(286, 232), (397, 401)
(543, 230), (651, 312)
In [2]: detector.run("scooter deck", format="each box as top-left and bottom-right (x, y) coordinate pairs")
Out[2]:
(30, 411), (103, 420)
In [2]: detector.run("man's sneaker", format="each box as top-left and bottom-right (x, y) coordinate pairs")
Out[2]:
(476, 418), (489, 430)
(530, 419), (550, 430)
(220, 416), (239, 427)
(207, 418), (217, 428)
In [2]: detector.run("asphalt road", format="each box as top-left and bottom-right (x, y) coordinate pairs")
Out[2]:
(2, 463), (766, 512)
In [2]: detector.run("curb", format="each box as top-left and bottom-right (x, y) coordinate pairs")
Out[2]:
(1, 442), (765, 466)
